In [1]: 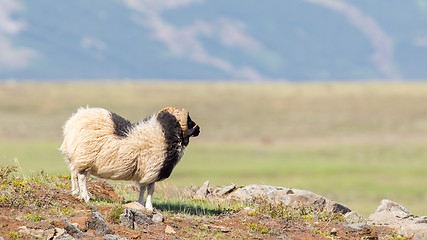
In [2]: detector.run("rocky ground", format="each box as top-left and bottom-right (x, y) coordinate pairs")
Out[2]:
(0, 166), (426, 239)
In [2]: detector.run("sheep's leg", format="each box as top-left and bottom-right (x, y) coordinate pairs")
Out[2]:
(138, 185), (146, 206)
(145, 183), (155, 211)
(77, 171), (90, 202)
(70, 169), (79, 196)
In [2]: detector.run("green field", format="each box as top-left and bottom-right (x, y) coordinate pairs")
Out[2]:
(1, 81), (427, 217)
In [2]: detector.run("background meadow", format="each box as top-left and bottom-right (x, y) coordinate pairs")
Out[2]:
(1, 81), (426, 216)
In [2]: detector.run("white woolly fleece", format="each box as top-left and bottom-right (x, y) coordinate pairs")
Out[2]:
(60, 107), (178, 185)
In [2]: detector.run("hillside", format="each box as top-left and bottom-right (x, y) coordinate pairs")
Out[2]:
(1, 0), (427, 80)
(2, 165), (417, 240)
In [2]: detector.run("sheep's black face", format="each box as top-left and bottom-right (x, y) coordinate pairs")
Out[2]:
(192, 125), (200, 137)
(187, 115), (200, 137)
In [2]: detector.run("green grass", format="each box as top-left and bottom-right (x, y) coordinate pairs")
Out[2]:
(0, 141), (68, 175)
(1, 81), (427, 217)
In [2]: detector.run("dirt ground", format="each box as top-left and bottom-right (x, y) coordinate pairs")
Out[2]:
(0, 177), (396, 240)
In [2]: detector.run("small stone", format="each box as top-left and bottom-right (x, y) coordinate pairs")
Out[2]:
(165, 225), (176, 234)
(55, 227), (66, 237)
(54, 233), (74, 240)
(344, 211), (366, 224)
(344, 223), (368, 232)
(88, 204), (97, 212)
(63, 218), (83, 238)
(216, 184), (236, 196)
(194, 181), (210, 199)
(242, 207), (256, 215)
(18, 226), (30, 235)
(87, 212), (110, 235)
(43, 228), (56, 240)
(19, 227), (44, 239)
(120, 208), (135, 229)
(214, 226), (230, 233)
(124, 202), (145, 211)
(133, 209), (153, 225)
(152, 213), (164, 223)
(416, 216), (427, 224)
(104, 234), (127, 240)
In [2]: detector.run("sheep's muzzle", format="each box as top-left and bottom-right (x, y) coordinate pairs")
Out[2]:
(180, 109), (199, 136)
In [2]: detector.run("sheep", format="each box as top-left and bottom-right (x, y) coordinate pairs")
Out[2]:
(60, 107), (200, 211)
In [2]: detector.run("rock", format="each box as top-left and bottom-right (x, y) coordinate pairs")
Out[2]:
(416, 216), (427, 224)
(43, 227), (56, 240)
(368, 199), (413, 225)
(330, 228), (337, 236)
(368, 199), (427, 240)
(242, 207), (256, 215)
(54, 228), (66, 239)
(120, 207), (153, 229)
(18, 225), (69, 240)
(229, 184), (283, 201)
(120, 208), (135, 229)
(63, 218), (84, 238)
(165, 225), (176, 234)
(213, 225), (231, 233)
(215, 184), (236, 196)
(89, 204), (98, 212)
(104, 234), (127, 240)
(194, 180), (210, 199)
(68, 215), (91, 231)
(344, 211), (366, 224)
(371, 199), (413, 220)
(229, 184), (351, 215)
(54, 233), (74, 240)
(18, 226), (43, 238)
(87, 212), (110, 235)
(152, 213), (164, 223)
(326, 201), (352, 215)
(124, 201), (145, 211)
(133, 209), (153, 225)
(344, 223), (370, 233)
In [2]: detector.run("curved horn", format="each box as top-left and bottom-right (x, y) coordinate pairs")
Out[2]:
(181, 109), (191, 135)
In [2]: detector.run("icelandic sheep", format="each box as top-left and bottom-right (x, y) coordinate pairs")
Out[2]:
(60, 107), (200, 211)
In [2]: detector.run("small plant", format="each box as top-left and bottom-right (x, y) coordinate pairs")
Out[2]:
(107, 205), (124, 224)
(11, 180), (25, 188)
(249, 196), (297, 221)
(391, 237), (407, 240)
(0, 196), (10, 203)
(247, 223), (269, 234)
(55, 174), (71, 180)
(25, 213), (43, 222)
(215, 233), (226, 238)
(0, 165), (17, 181)
(313, 229), (336, 239)
(61, 207), (72, 215)
(56, 183), (70, 188)
(9, 231), (19, 239)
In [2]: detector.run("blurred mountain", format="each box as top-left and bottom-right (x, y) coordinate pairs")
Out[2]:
(1, 0), (426, 81)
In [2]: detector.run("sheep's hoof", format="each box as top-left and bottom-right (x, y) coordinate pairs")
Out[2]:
(145, 204), (154, 212)
(78, 195), (91, 203)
